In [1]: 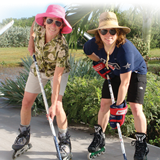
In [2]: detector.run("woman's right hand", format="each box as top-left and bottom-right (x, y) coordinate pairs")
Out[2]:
(28, 36), (35, 56)
(28, 22), (35, 56)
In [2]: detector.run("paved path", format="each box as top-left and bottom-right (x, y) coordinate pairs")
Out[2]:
(0, 98), (160, 160)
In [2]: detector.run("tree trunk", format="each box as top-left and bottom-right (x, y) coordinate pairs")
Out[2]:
(142, 15), (152, 54)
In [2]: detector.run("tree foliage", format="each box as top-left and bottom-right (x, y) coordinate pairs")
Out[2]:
(0, 26), (30, 47)
(0, 5), (160, 51)
(65, 3), (123, 48)
(0, 17), (35, 27)
(129, 5), (158, 53)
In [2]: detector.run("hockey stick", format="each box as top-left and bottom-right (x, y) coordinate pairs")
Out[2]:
(106, 74), (127, 160)
(32, 54), (62, 160)
(0, 20), (14, 36)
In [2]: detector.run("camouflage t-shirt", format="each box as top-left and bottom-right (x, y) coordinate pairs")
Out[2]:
(31, 22), (70, 77)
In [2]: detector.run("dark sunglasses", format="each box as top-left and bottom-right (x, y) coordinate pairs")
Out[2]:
(100, 29), (116, 35)
(46, 18), (62, 27)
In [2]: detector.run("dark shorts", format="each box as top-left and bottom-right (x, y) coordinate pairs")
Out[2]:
(102, 72), (147, 104)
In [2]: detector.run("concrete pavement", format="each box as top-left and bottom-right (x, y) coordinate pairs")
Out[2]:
(0, 97), (160, 160)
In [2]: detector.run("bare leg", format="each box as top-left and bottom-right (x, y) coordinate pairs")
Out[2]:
(98, 98), (112, 132)
(130, 102), (147, 133)
(55, 95), (68, 130)
(21, 91), (38, 125)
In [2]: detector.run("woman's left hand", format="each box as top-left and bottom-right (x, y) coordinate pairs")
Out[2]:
(46, 105), (56, 121)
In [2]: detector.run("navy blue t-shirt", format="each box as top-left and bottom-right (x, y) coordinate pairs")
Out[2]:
(83, 37), (147, 76)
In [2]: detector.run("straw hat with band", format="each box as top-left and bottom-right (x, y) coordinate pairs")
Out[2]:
(35, 4), (72, 34)
(87, 12), (131, 69)
(87, 12), (131, 35)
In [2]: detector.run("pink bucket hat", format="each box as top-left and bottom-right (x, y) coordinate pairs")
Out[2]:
(35, 4), (72, 34)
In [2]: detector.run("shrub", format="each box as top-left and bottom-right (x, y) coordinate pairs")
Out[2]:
(144, 72), (160, 147)
(69, 55), (99, 80)
(0, 55), (160, 147)
(63, 76), (103, 126)
(0, 55), (32, 104)
(129, 36), (149, 57)
(0, 26), (30, 47)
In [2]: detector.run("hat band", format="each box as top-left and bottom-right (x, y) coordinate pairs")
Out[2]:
(99, 21), (119, 28)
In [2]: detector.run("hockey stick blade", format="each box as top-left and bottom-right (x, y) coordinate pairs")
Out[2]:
(32, 54), (62, 160)
(0, 20), (14, 35)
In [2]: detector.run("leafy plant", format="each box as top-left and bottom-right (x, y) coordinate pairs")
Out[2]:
(0, 55), (160, 147)
(63, 76), (103, 126)
(143, 72), (160, 147)
(0, 26), (30, 47)
(69, 54), (100, 80)
(129, 36), (149, 57)
(0, 55), (32, 104)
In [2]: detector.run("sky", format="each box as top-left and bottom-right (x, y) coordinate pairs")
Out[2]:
(0, 0), (160, 23)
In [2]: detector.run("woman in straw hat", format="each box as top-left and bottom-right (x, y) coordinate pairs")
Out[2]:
(12, 4), (72, 159)
(83, 12), (149, 160)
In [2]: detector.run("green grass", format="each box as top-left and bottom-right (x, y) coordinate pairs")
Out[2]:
(0, 48), (29, 66)
(0, 47), (86, 67)
(150, 48), (160, 57)
(0, 47), (159, 67)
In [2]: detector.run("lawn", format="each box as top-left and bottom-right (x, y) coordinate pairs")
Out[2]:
(150, 48), (160, 57)
(0, 47), (159, 67)
(0, 47), (86, 67)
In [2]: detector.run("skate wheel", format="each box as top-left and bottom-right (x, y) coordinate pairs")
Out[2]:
(12, 151), (16, 159)
(93, 154), (97, 158)
(101, 147), (105, 154)
(12, 143), (32, 159)
(87, 153), (98, 159)
(12, 150), (20, 159)
(28, 143), (32, 149)
(87, 153), (92, 160)
(97, 152), (101, 156)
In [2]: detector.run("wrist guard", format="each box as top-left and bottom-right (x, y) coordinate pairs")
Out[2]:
(109, 100), (128, 129)
(93, 61), (112, 79)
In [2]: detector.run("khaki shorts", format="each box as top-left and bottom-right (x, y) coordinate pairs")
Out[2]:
(25, 71), (69, 96)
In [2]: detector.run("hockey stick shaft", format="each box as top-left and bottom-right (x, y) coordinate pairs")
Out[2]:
(33, 54), (62, 160)
(106, 75), (127, 160)
(0, 20), (14, 35)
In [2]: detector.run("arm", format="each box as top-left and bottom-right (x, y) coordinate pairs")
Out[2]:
(48, 66), (65, 121)
(116, 71), (132, 105)
(87, 52), (100, 62)
(28, 21), (35, 56)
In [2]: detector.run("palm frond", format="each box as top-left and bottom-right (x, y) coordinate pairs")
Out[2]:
(65, 3), (114, 48)
(66, 2), (93, 28)
(114, 2), (124, 13)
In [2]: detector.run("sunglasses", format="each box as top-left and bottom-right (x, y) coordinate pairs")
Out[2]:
(46, 18), (62, 27)
(100, 29), (116, 36)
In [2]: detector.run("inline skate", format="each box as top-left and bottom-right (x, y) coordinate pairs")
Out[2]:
(58, 131), (72, 160)
(131, 132), (149, 160)
(87, 124), (105, 160)
(12, 125), (32, 159)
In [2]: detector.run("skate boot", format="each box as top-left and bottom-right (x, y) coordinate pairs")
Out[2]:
(87, 124), (105, 160)
(12, 125), (32, 159)
(58, 131), (72, 160)
(131, 132), (149, 160)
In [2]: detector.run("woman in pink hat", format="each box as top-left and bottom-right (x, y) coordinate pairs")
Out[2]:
(12, 4), (72, 160)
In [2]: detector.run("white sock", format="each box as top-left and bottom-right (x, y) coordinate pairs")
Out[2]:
(20, 124), (30, 132)
(58, 128), (68, 137)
